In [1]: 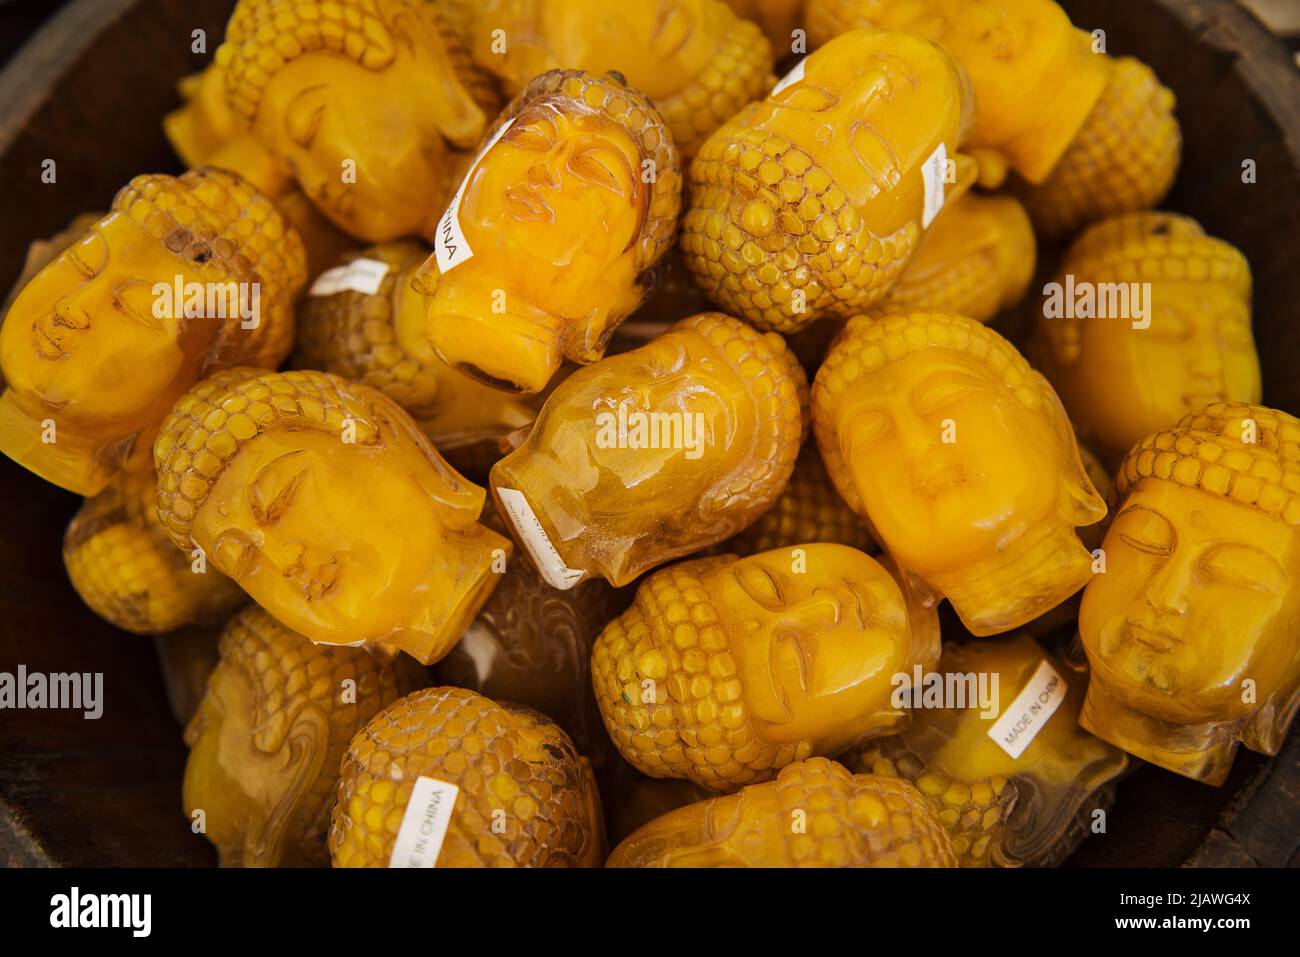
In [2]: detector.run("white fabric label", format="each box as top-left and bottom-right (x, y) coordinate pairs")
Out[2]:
(496, 487), (584, 590)
(309, 257), (390, 297)
(987, 659), (1067, 759)
(388, 776), (460, 868)
(921, 141), (948, 229)
(771, 57), (807, 96)
(433, 118), (516, 275)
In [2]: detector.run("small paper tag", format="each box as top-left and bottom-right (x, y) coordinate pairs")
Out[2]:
(496, 487), (584, 590)
(309, 257), (390, 297)
(434, 118), (517, 275)
(771, 57), (807, 96)
(987, 659), (1067, 760)
(388, 776), (460, 868)
(921, 141), (948, 229)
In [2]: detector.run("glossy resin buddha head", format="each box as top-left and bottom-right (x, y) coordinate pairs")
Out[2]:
(294, 242), (541, 453)
(1037, 213), (1259, 467)
(682, 28), (977, 333)
(813, 311), (1107, 636)
(1078, 402), (1300, 785)
(607, 757), (956, 867)
(64, 463), (245, 635)
(183, 605), (423, 866)
(0, 168), (305, 496)
(416, 69), (681, 395)
(217, 0), (498, 241)
(848, 633), (1128, 866)
(592, 544), (941, 791)
(880, 192), (1036, 324)
(466, 0), (774, 160)
(153, 367), (510, 664)
(330, 686), (605, 867)
(805, 0), (1109, 184)
(490, 312), (806, 588)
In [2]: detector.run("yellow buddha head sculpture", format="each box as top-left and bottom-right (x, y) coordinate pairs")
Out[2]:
(813, 312), (1107, 636)
(490, 312), (807, 588)
(183, 605), (424, 866)
(416, 69), (682, 395)
(294, 242), (541, 456)
(848, 634), (1128, 867)
(879, 192), (1036, 324)
(153, 367), (511, 665)
(592, 544), (941, 791)
(217, 0), (498, 241)
(1017, 51), (1181, 239)
(607, 757), (957, 867)
(467, 0), (774, 160)
(1037, 213), (1260, 467)
(64, 463), (245, 635)
(805, 0), (1109, 184)
(1079, 402), (1300, 785)
(0, 168), (305, 497)
(682, 28), (977, 333)
(330, 686), (605, 867)
(723, 0), (806, 50)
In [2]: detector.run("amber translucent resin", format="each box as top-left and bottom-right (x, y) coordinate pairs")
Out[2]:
(417, 69), (682, 395)
(0, 168), (305, 496)
(294, 242), (541, 455)
(183, 605), (423, 867)
(879, 192), (1036, 325)
(465, 0), (774, 160)
(1079, 403), (1300, 786)
(806, 0), (1109, 184)
(490, 312), (806, 588)
(1036, 212), (1259, 468)
(330, 686), (605, 866)
(848, 634), (1127, 867)
(434, 514), (633, 764)
(592, 544), (940, 790)
(216, 0), (499, 242)
(153, 368), (510, 665)
(607, 757), (956, 866)
(1018, 53), (1181, 239)
(813, 312), (1107, 636)
(64, 465), (245, 635)
(682, 28), (977, 333)
(726, 443), (877, 556)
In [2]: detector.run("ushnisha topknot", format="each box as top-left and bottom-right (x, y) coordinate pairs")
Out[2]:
(112, 166), (307, 370)
(1041, 212), (1251, 366)
(1116, 402), (1300, 527)
(217, 0), (496, 120)
(153, 367), (472, 550)
(479, 67), (681, 280)
(814, 311), (1047, 514)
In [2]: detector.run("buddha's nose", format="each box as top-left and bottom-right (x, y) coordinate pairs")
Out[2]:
(526, 163), (559, 190)
(1144, 554), (1193, 616)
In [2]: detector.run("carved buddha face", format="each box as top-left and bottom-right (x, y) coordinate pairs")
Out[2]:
(758, 30), (967, 228)
(1058, 289), (1261, 462)
(2, 216), (212, 438)
(192, 425), (500, 662)
(429, 104), (647, 392)
(529, 0), (731, 100)
(183, 659), (322, 866)
(1080, 479), (1300, 722)
(244, 2), (486, 241)
(837, 350), (1060, 573)
(718, 546), (912, 749)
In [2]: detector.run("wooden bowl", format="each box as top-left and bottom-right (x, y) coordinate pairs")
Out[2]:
(0, 0), (1296, 866)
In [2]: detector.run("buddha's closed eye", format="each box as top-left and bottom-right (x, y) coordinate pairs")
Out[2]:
(284, 84), (329, 149)
(736, 562), (785, 609)
(250, 451), (310, 526)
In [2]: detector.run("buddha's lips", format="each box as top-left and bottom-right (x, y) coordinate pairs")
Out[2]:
(1124, 619), (1181, 652)
(34, 313), (87, 359)
(916, 462), (965, 495)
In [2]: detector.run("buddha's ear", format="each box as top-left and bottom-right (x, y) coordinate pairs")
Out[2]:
(247, 704), (329, 867)
(1037, 371), (1106, 525)
(392, 6), (486, 150)
(1242, 676), (1300, 756)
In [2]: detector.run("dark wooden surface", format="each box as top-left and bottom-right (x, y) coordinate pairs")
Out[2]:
(0, 0), (1296, 867)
